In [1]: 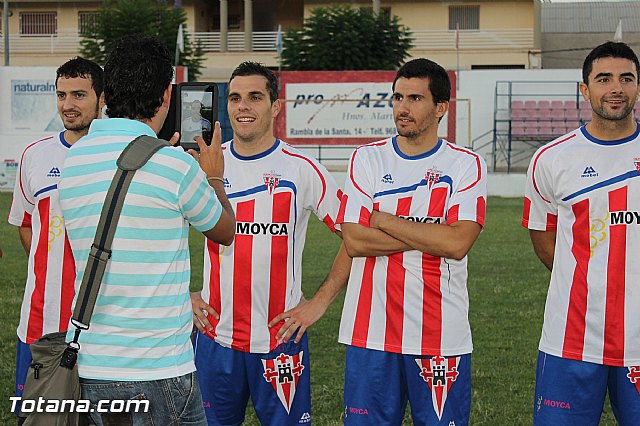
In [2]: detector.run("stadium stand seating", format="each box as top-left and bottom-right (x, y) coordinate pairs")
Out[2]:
(564, 100), (578, 109)
(564, 108), (579, 120)
(537, 100), (551, 110)
(509, 99), (594, 140)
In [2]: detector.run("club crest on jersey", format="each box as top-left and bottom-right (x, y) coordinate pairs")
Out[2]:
(627, 366), (640, 395)
(262, 351), (305, 413)
(425, 168), (442, 189)
(415, 356), (460, 420)
(263, 173), (281, 195)
(634, 158), (640, 173)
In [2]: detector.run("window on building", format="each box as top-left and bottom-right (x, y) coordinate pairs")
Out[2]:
(20, 12), (57, 36)
(78, 12), (98, 36)
(228, 15), (240, 29)
(213, 14), (241, 30)
(449, 6), (479, 30)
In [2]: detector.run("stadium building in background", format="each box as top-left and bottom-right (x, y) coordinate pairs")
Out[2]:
(1, 0), (538, 78)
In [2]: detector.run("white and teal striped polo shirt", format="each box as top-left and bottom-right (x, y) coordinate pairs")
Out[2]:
(59, 118), (222, 381)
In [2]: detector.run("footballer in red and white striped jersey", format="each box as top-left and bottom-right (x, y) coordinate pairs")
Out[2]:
(8, 132), (76, 345)
(524, 125), (640, 367)
(202, 138), (342, 353)
(337, 136), (487, 356)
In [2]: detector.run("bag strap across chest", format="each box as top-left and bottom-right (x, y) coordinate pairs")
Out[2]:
(71, 135), (170, 333)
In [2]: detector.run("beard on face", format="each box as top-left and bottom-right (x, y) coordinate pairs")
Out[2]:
(397, 128), (420, 138)
(593, 97), (635, 121)
(395, 114), (418, 138)
(395, 115), (433, 139)
(63, 103), (100, 132)
(64, 121), (91, 132)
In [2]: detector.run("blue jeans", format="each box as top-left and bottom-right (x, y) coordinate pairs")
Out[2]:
(81, 372), (206, 426)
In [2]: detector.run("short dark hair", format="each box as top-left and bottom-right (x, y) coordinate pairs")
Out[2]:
(582, 41), (640, 84)
(229, 61), (279, 103)
(103, 36), (174, 120)
(56, 57), (104, 100)
(392, 58), (451, 104)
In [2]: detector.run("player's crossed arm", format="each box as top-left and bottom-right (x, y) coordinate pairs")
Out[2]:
(370, 211), (482, 260)
(341, 221), (412, 257)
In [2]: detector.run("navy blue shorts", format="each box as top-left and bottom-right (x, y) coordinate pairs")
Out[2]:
(194, 331), (311, 426)
(534, 351), (640, 425)
(15, 339), (31, 399)
(344, 345), (471, 426)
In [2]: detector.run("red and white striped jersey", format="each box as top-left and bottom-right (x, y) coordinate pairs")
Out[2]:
(8, 132), (76, 344)
(202, 139), (342, 353)
(523, 126), (640, 367)
(337, 137), (487, 356)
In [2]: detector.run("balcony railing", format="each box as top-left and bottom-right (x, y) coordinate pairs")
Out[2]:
(0, 32), (82, 53)
(411, 29), (533, 50)
(0, 28), (533, 55)
(191, 31), (279, 51)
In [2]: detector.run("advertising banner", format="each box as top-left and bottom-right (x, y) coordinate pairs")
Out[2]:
(276, 70), (456, 145)
(0, 159), (19, 190)
(285, 82), (397, 140)
(11, 80), (63, 133)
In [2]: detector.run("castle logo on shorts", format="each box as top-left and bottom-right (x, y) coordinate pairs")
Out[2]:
(262, 351), (305, 413)
(627, 366), (640, 395)
(415, 356), (460, 420)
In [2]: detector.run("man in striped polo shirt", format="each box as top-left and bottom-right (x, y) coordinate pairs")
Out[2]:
(8, 57), (103, 412)
(58, 36), (235, 425)
(524, 41), (640, 425)
(338, 58), (487, 425)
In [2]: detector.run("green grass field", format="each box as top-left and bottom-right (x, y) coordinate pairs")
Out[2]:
(0, 193), (617, 425)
